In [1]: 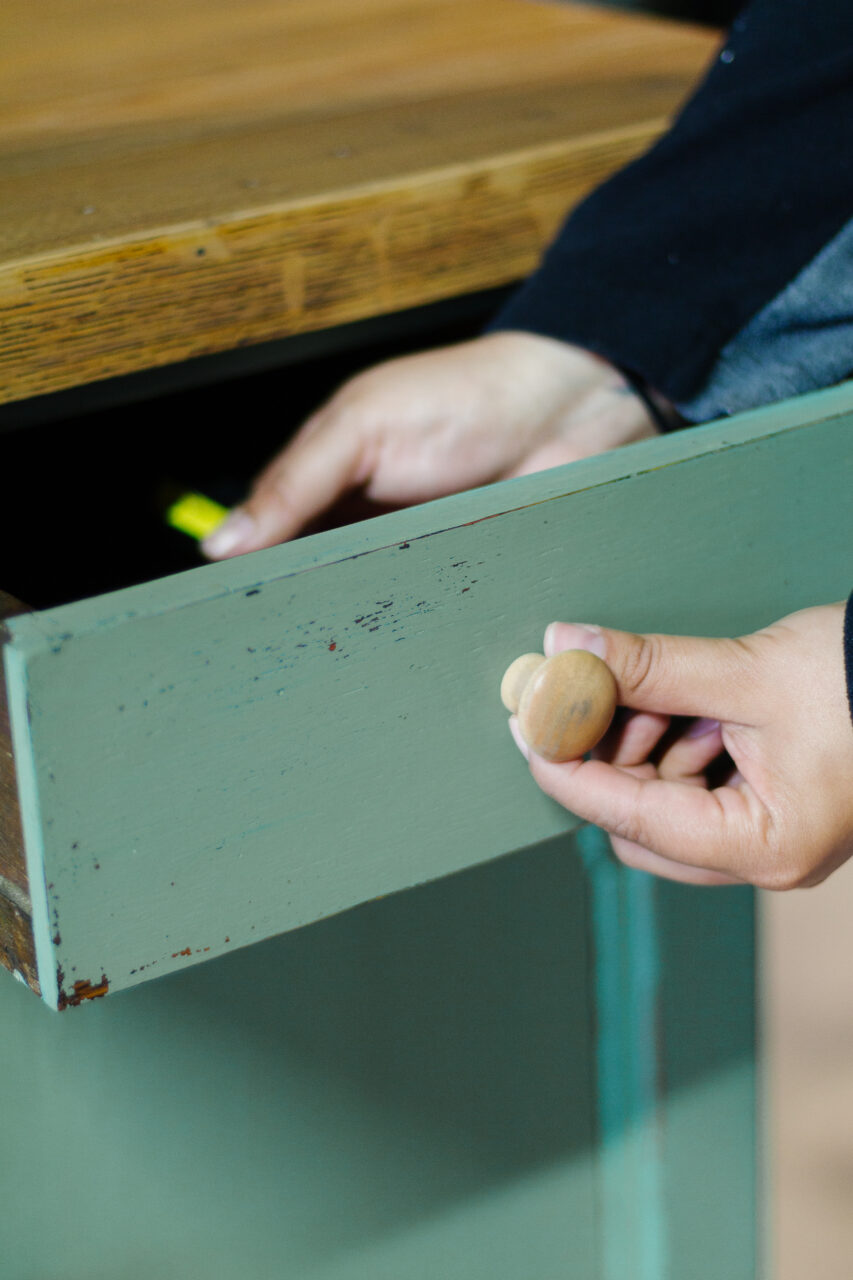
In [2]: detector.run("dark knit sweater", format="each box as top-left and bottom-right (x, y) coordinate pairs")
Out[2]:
(491, 0), (853, 409)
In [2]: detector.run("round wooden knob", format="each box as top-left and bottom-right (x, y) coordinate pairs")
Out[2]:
(501, 649), (617, 762)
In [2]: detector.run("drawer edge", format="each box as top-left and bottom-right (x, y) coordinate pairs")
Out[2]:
(1, 591), (41, 997)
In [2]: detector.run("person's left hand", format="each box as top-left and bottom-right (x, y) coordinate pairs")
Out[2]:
(201, 333), (661, 557)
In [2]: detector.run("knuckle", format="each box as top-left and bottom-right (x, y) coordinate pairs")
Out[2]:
(610, 786), (654, 850)
(748, 816), (804, 890)
(251, 471), (306, 523)
(327, 382), (363, 417)
(255, 473), (293, 510)
(609, 837), (647, 870)
(754, 861), (805, 892)
(337, 360), (393, 406)
(725, 635), (761, 696)
(619, 633), (665, 700)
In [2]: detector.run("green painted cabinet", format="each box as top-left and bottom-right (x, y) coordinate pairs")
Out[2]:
(3, 380), (852, 1276)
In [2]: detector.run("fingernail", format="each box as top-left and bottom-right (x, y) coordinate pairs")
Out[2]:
(686, 717), (721, 738)
(509, 716), (530, 761)
(544, 622), (607, 660)
(201, 510), (256, 559)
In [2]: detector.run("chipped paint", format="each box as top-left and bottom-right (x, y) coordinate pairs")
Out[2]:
(57, 972), (109, 1010)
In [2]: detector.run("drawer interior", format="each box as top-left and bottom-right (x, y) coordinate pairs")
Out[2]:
(1, 299), (496, 610)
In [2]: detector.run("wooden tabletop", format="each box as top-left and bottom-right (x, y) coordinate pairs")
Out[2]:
(0, 0), (717, 404)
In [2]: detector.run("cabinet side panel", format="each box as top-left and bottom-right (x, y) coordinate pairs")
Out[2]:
(0, 837), (598, 1278)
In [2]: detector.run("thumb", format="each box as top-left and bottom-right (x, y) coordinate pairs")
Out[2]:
(544, 621), (758, 723)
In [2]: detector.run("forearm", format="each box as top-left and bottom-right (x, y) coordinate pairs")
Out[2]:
(490, 0), (853, 417)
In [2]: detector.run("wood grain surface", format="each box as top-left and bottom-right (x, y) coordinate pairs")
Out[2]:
(0, 590), (37, 992)
(0, 0), (717, 402)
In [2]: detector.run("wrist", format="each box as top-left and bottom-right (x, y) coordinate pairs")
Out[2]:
(619, 370), (685, 433)
(482, 329), (626, 391)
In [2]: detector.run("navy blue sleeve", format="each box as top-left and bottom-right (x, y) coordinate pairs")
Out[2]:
(490, 0), (853, 410)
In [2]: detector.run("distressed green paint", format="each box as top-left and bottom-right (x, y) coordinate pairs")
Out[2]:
(3, 383), (852, 1006)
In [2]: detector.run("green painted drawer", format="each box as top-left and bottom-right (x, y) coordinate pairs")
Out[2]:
(2, 379), (851, 1277)
(3, 382), (850, 1008)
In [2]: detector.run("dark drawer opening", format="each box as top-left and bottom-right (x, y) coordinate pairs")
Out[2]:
(1, 291), (506, 610)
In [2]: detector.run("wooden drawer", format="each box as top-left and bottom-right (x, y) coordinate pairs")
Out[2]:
(3, 379), (852, 1010)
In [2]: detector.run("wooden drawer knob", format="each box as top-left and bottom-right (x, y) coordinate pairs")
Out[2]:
(501, 649), (617, 762)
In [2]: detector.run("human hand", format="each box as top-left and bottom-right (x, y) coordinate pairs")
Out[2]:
(508, 604), (853, 888)
(201, 331), (660, 558)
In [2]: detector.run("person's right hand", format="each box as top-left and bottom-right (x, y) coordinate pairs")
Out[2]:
(201, 331), (662, 558)
(509, 604), (853, 889)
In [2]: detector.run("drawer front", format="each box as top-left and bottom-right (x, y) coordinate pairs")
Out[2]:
(4, 382), (853, 1009)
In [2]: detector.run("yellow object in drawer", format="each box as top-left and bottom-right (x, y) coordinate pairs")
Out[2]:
(166, 491), (229, 541)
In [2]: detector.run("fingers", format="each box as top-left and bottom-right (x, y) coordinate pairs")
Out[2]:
(544, 621), (758, 723)
(509, 715), (750, 880)
(510, 604), (853, 889)
(656, 718), (725, 782)
(532, 753), (764, 875)
(594, 709), (671, 768)
(248, 414), (370, 541)
(202, 410), (368, 558)
(594, 710), (726, 785)
(509, 715), (764, 875)
(607, 835), (743, 885)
